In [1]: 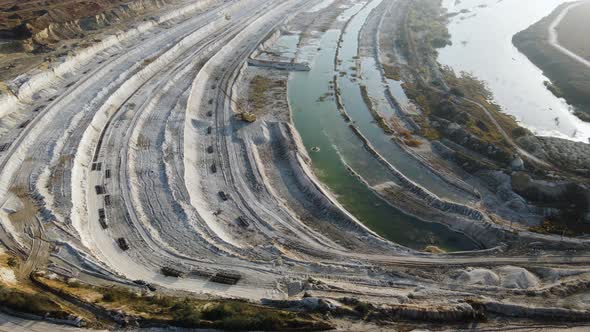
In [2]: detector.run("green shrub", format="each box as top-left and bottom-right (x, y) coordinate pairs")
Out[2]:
(254, 312), (283, 330)
(511, 127), (530, 138)
(101, 287), (137, 302)
(450, 87), (465, 97)
(171, 300), (201, 327)
(202, 303), (236, 321)
(148, 295), (175, 307)
(201, 302), (298, 331)
(222, 316), (253, 330)
(6, 257), (17, 267)
(354, 302), (370, 316)
(101, 293), (115, 302)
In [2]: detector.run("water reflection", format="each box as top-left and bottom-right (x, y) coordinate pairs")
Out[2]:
(440, 0), (590, 142)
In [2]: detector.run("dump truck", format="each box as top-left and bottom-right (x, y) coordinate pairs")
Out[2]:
(95, 185), (105, 195)
(133, 279), (147, 286)
(117, 237), (129, 251)
(161, 266), (183, 278)
(210, 271), (241, 285)
(236, 216), (250, 227)
(218, 191), (229, 201)
(99, 217), (108, 229)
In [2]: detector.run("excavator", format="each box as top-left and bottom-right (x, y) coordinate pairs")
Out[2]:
(218, 85), (256, 123)
(238, 111), (257, 122)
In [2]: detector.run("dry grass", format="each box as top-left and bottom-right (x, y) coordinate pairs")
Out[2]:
(382, 64), (401, 81)
(423, 245), (445, 254)
(403, 138), (422, 147)
(35, 276), (332, 330)
(442, 68), (519, 145)
(247, 75), (285, 112)
(398, 129), (412, 139)
(0, 82), (11, 95)
(37, 276), (169, 319)
(0, 277), (68, 319)
(40, 277), (103, 303)
(529, 219), (572, 236)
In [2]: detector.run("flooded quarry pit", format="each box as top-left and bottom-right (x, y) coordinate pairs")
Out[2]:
(287, 0), (480, 251)
(0, 0), (589, 330)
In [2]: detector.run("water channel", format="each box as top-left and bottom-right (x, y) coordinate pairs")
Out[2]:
(286, 0), (480, 251)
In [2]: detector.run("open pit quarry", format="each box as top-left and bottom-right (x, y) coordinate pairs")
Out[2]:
(0, 0), (590, 330)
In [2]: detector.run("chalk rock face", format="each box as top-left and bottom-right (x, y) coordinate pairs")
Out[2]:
(455, 268), (500, 286)
(286, 279), (304, 296)
(496, 266), (540, 289)
(301, 297), (340, 311)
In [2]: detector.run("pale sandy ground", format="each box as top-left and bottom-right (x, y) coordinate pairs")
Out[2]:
(549, 1), (590, 69)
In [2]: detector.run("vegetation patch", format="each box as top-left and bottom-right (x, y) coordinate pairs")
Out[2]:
(407, 0), (451, 55)
(0, 284), (59, 315)
(35, 276), (333, 330)
(201, 301), (326, 331)
(423, 245), (446, 254)
(442, 69), (519, 142)
(382, 64), (401, 81)
(403, 138), (422, 147)
(359, 85), (393, 134)
(248, 75), (285, 113)
(398, 0), (521, 167)
(353, 301), (370, 317)
(402, 69), (516, 168)
(0, 278), (71, 320)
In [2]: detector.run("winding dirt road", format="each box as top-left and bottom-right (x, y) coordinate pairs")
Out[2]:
(549, 1), (590, 70)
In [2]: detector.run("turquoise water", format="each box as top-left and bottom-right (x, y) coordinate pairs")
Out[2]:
(287, 1), (479, 251)
(335, 3), (473, 204)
